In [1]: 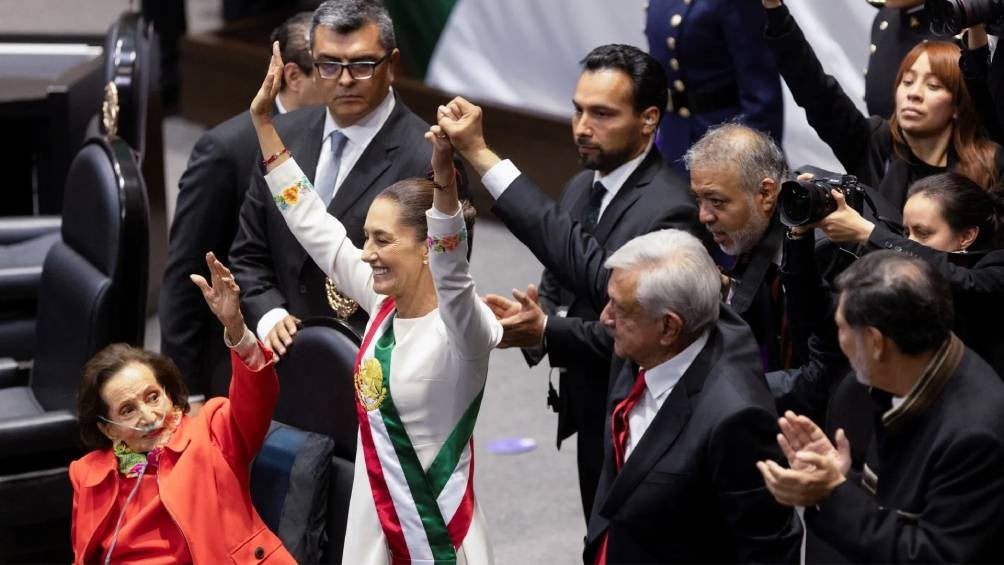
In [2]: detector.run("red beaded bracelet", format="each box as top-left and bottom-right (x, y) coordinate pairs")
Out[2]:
(431, 166), (458, 191)
(261, 147), (290, 170)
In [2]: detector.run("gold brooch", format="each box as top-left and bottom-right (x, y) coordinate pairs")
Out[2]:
(326, 278), (359, 320)
(355, 357), (387, 412)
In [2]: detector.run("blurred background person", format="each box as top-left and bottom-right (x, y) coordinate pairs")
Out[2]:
(645, 0), (784, 175)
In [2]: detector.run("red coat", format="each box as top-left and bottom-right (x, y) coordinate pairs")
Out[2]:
(70, 347), (296, 564)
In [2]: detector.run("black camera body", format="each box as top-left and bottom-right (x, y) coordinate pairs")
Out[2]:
(927, 0), (1004, 36)
(778, 174), (865, 228)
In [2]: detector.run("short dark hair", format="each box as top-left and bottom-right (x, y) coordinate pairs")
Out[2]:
(311, 0), (397, 52)
(580, 44), (668, 123)
(907, 172), (1004, 249)
(836, 251), (954, 355)
(271, 12), (315, 77)
(77, 344), (190, 450)
(377, 178), (477, 259)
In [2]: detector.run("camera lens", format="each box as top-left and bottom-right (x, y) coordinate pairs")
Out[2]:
(779, 180), (837, 227)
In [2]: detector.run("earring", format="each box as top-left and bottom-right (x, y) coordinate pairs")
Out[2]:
(423, 259), (429, 265)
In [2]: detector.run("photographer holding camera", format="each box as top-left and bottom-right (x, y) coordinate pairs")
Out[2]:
(788, 172), (1004, 377)
(762, 0), (1004, 209)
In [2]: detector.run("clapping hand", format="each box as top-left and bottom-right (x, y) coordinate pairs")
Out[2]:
(484, 284), (546, 349)
(191, 252), (246, 345)
(755, 411), (851, 507)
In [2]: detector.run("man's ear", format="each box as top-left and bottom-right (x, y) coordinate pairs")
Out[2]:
(660, 311), (684, 346)
(640, 106), (660, 136)
(386, 48), (400, 83)
(865, 326), (886, 362)
(282, 62), (301, 93)
(758, 177), (779, 214)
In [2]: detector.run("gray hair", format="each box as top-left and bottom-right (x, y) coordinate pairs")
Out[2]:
(604, 229), (720, 336)
(682, 122), (787, 196)
(311, 0), (397, 52)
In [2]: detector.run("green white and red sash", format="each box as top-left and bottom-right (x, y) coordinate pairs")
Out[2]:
(354, 298), (482, 565)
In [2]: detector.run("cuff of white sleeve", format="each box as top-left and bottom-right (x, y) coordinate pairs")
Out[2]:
(256, 307), (290, 342)
(264, 158), (304, 195)
(425, 206), (465, 236)
(480, 159), (521, 200)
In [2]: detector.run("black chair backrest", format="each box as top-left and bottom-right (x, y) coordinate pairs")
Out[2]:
(274, 317), (361, 460)
(104, 12), (154, 160)
(31, 137), (148, 411)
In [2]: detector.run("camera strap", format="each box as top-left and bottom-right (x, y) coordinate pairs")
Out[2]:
(729, 219), (785, 314)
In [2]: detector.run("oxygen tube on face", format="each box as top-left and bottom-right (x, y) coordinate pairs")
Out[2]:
(99, 414), (166, 434)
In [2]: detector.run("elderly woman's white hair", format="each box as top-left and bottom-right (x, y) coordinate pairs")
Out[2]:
(604, 229), (720, 336)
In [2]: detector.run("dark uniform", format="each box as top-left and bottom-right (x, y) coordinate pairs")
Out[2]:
(645, 0), (784, 175)
(865, 4), (941, 119)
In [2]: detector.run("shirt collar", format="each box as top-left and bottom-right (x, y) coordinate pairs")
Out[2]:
(643, 329), (711, 401)
(592, 140), (652, 197)
(322, 86), (396, 145)
(274, 94), (288, 115)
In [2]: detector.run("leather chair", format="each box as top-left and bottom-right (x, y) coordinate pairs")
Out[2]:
(0, 135), (149, 563)
(251, 317), (361, 563)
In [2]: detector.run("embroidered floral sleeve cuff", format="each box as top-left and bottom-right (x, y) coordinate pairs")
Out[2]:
(265, 158), (313, 211)
(425, 207), (468, 255)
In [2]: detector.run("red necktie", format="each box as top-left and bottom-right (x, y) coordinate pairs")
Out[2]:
(597, 369), (647, 564)
(611, 369), (647, 471)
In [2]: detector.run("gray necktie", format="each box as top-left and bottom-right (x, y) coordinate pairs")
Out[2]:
(316, 130), (348, 206)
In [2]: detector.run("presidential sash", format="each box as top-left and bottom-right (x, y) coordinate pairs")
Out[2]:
(354, 298), (482, 565)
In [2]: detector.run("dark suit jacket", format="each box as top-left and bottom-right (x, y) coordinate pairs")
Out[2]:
(527, 150), (702, 518)
(809, 348), (1004, 562)
(491, 174), (802, 562)
(160, 110), (261, 396)
(587, 306), (802, 564)
(229, 96), (431, 333)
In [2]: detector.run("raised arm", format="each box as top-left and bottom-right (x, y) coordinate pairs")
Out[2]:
(249, 42), (379, 313)
(762, 2), (874, 176)
(424, 122), (502, 358)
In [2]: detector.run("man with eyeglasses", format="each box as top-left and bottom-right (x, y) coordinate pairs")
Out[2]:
(160, 12), (328, 398)
(230, 0), (436, 354)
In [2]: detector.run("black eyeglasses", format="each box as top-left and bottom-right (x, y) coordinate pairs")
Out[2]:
(313, 54), (388, 80)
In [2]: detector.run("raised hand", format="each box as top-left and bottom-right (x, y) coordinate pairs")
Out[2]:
(483, 284), (546, 348)
(776, 411), (851, 475)
(251, 41), (284, 128)
(436, 97), (501, 177)
(424, 124), (460, 215)
(190, 252), (246, 344)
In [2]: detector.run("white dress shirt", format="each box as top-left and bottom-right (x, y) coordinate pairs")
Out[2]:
(624, 330), (711, 461)
(255, 88), (396, 341)
(481, 143), (653, 223)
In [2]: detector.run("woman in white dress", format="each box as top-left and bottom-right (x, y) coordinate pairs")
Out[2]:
(250, 43), (502, 564)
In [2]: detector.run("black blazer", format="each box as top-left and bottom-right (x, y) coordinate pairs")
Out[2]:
(538, 151), (702, 434)
(808, 349), (1004, 562)
(587, 306), (802, 564)
(491, 173), (802, 563)
(530, 149), (703, 518)
(160, 110), (262, 396)
(229, 97), (431, 332)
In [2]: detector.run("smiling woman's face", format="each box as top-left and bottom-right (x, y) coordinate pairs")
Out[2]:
(97, 363), (174, 452)
(361, 197), (429, 299)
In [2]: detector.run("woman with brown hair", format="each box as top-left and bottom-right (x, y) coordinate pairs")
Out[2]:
(70, 252), (295, 564)
(761, 1), (1004, 208)
(248, 42), (501, 564)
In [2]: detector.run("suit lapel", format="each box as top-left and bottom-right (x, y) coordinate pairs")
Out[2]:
(294, 106), (326, 183)
(592, 150), (661, 242)
(327, 94), (408, 217)
(598, 328), (720, 519)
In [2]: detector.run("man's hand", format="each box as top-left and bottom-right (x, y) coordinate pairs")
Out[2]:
(437, 97), (501, 176)
(483, 284), (546, 349)
(191, 251), (245, 344)
(776, 410), (852, 475)
(265, 314), (301, 356)
(756, 455), (845, 507)
(762, 0), (782, 8)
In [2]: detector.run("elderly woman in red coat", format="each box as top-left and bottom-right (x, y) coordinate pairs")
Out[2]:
(69, 252), (295, 564)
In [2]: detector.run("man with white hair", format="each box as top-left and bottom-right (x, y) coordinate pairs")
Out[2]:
(437, 98), (802, 563)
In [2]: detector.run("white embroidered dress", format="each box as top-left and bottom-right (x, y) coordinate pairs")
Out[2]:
(265, 159), (501, 565)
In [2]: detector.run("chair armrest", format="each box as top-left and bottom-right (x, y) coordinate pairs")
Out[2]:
(0, 266), (44, 301)
(0, 411), (79, 460)
(0, 217), (61, 245)
(0, 358), (27, 388)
